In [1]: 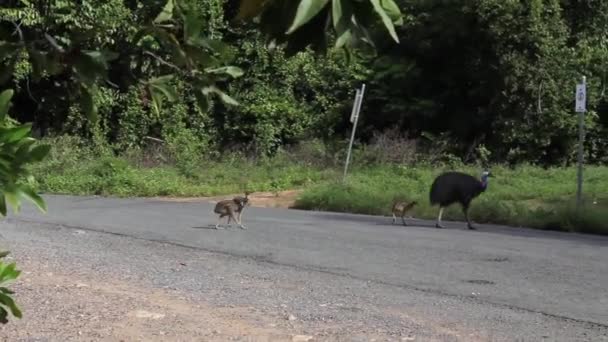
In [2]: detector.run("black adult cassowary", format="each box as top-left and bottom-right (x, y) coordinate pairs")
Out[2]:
(429, 171), (491, 230)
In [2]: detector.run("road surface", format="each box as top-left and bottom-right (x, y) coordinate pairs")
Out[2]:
(1, 194), (607, 341)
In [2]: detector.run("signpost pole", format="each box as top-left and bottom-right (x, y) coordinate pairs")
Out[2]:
(343, 84), (366, 182)
(575, 76), (587, 213)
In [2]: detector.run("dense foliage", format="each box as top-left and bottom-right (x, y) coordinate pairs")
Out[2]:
(366, 0), (608, 165)
(0, 0), (605, 166)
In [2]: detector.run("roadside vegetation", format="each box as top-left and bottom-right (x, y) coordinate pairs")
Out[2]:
(30, 135), (608, 236)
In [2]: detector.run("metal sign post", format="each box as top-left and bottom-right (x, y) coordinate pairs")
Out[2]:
(343, 83), (366, 182)
(575, 76), (587, 213)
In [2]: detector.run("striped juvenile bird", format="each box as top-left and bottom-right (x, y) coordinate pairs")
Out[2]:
(391, 199), (418, 226)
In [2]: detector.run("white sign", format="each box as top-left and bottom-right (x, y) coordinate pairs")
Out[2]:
(575, 83), (586, 113)
(350, 89), (361, 123)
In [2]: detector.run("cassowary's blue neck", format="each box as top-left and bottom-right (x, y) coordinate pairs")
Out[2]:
(480, 174), (489, 190)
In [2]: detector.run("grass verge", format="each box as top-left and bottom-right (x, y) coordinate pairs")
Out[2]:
(30, 137), (333, 197)
(293, 164), (608, 235)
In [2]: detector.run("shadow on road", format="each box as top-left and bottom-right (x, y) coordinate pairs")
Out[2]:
(191, 225), (219, 230)
(311, 212), (608, 247)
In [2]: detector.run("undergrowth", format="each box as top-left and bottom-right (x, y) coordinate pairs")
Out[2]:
(30, 136), (332, 197)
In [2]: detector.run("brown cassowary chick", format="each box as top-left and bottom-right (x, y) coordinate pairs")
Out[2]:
(213, 192), (251, 229)
(391, 200), (418, 226)
(429, 171), (490, 230)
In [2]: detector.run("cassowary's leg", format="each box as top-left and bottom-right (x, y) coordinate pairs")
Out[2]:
(435, 207), (444, 228)
(463, 205), (476, 230)
(392, 212), (397, 224)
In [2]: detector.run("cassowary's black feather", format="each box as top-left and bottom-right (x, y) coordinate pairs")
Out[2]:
(429, 172), (487, 208)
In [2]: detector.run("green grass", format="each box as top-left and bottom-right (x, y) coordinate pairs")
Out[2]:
(293, 164), (608, 235)
(32, 155), (332, 197)
(30, 136), (333, 197)
(29, 136), (608, 235)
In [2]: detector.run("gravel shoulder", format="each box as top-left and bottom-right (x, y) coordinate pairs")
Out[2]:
(0, 219), (606, 341)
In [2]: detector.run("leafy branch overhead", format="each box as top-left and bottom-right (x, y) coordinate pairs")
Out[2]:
(0, 89), (49, 217)
(0, 0), (245, 120)
(0, 0), (401, 120)
(233, 0), (403, 53)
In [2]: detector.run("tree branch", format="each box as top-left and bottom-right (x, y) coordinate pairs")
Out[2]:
(143, 51), (182, 73)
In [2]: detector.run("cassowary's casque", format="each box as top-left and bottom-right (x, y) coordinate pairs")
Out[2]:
(429, 170), (490, 230)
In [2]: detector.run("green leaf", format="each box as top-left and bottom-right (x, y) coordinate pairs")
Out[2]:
(0, 287), (14, 295)
(149, 76), (178, 101)
(0, 89), (13, 122)
(205, 66), (244, 78)
(331, 0), (351, 31)
(80, 87), (98, 123)
(19, 186), (47, 214)
(0, 292), (22, 319)
(28, 144), (51, 162)
(286, 0), (331, 34)
(370, 0), (399, 43)
(332, 0), (354, 48)
(335, 28), (352, 48)
(14, 138), (37, 162)
(154, 0), (175, 24)
(147, 75), (177, 116)
(202, 86), (239, 106)
(0, 263), (18, 282)
(379, 0), (403, 25)
(0, 124), (32, 143)
(149, 90), (163, 116)
(149, 74), (175, 85)
(3, 192), (20, 214)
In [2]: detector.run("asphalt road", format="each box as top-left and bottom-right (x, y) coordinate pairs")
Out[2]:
(6, 194), (608, 340)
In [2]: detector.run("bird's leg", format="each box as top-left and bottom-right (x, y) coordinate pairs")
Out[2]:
(435, 207), (444, 228)
(232, 210), (246, 229)
(392, 212), (397, 224)
(401, 211), (407, 226)
(463, 206), (476, 230)
(215, 215), (223, 229)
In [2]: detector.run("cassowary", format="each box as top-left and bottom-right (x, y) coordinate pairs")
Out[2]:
(429, 171), (491, 230)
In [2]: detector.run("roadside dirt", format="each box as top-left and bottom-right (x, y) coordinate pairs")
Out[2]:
(154, 189), (302, 209)
(0, 257), (298, 341)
